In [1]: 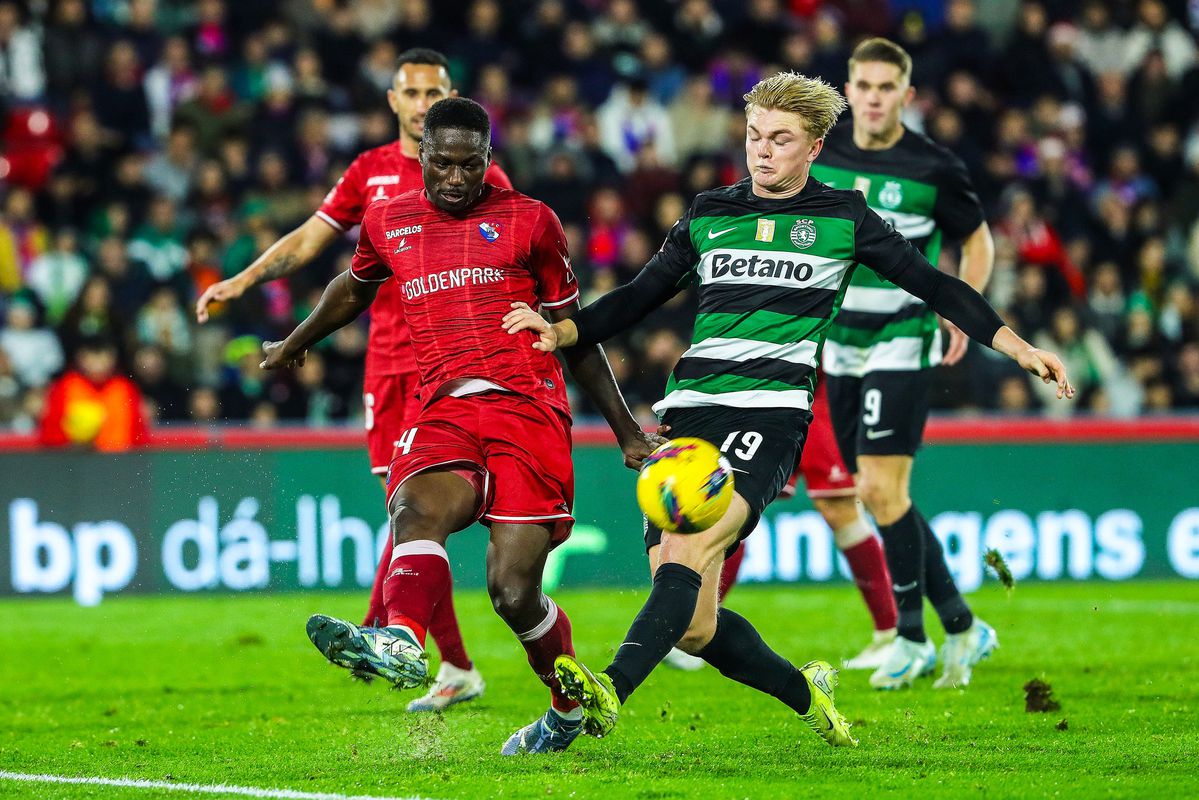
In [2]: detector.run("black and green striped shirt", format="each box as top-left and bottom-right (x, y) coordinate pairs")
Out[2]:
(812, 121), (985, 375)
(570, 177), (1001, 414)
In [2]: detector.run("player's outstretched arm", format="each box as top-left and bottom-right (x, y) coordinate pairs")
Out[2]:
(504, 208), (696, 349)
(260, 269), (378, 370)
(501, 261), (683, 351)
(883, 258), (1074, 400)
(857, 203), (1072, 400)
(196, 216), (339, 323)
(547, 301), (667, 470)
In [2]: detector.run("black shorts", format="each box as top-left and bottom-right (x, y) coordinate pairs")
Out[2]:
(644, 404), (810, 552)
(825, 369), (933, 469)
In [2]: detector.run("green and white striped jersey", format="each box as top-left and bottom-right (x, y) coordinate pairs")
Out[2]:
(645, 177), (934, 415)
(811, 122), (985, 376)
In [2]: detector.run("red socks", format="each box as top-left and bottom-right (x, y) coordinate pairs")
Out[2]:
(515, 596), (579, 712)
(382, 540), (451, 645)
(841, 536), (898, 631)
(427, 591), (472, 670)
(367, 541), (474, 668)
(362, 542), (391, 627)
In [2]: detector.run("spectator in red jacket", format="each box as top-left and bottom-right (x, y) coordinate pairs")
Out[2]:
(39, 337), (147, 451)
(996, 186), (1087, 298)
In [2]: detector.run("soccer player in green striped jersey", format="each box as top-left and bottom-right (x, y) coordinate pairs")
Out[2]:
(814, 38), (1000, 690)
(503, 72), (1072, 747)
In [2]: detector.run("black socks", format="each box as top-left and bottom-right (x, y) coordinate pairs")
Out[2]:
(604, 565), (814, 716)
(918, 511), (974, 634)
(877, 505), (928, 642)
(696, 608), (811, 715)
(604, 562), (703, 704)
(878, 504), (974, 640)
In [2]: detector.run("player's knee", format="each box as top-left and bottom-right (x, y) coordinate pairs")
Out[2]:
(389, 501), (446, 544)
(660, 531), (732, 574)
(813, 495), (859, 531)
(486, 580), (538, 622)
(856, 475), (899, 520)
(677, 619), (717, 655)
(660, 499), (746, 572)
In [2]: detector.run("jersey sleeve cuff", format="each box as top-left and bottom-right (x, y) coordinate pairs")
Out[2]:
(349, 268), (389, 283)
(315, 210), (348, 232)
(539, 290), (580, 309)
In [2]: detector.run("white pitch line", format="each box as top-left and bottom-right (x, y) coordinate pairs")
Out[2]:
(0, 772), (433, 800)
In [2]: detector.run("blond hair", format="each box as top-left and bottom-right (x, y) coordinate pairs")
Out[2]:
(743, 72), (847, 139)
(848, 37), (913, 84)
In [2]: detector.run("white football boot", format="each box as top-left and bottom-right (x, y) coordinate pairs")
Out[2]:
(934, 619), (998, 689)
(662, 647), (706, 671)
(843, 629), (898, 670)
(868, 635), (936, 690)
(407, 661), (486, 711)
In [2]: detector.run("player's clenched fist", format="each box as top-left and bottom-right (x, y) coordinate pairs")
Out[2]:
(260, 340), (306, 370)
(502, 302), (560, 352)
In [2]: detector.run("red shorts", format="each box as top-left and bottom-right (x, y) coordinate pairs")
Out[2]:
(781, 380), (856, 500)
(364, 372), (421, 475)
(384, 391), (575, 544)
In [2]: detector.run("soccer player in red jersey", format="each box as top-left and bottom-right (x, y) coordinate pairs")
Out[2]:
(261, 98), (660, 755)
(195, 50), (508, 711)
(665, 376), (899, 672)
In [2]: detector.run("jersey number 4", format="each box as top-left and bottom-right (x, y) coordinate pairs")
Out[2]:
(395, 427), (418, 455)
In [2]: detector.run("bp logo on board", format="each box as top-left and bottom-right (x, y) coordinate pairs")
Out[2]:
(879, 180), (904, 209)
(790, 219), (817, 249)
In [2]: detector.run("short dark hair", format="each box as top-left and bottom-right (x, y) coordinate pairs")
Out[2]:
(396, 48), (449, 70)
(423, 97), (491, 142)
(849, 37), (913, 83)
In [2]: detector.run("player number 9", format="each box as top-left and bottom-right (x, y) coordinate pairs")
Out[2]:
(863, 389), (882, 426)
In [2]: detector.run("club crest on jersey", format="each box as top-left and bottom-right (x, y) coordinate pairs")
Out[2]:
(790, 219), (817, 250)
(478, 222), (501, 242)
(879, 180), (904, 209)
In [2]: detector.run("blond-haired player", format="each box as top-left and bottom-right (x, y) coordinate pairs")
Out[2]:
(504, 70), (1073, 748)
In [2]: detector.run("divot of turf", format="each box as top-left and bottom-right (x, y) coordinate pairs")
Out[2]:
(1024, 679), (1061, 713)
(984, 549), (1015, 592)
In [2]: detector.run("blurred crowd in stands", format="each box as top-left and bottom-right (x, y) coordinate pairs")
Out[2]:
(1, 0), (1199, 444)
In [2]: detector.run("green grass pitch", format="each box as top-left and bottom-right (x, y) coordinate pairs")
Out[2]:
(1, 580), (1196, 799)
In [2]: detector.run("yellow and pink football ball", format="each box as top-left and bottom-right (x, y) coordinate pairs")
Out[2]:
(636, 437), (735, 533)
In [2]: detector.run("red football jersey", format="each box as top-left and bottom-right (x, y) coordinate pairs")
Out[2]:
(316, 140), (513, 377)
(350, 186), (579, 419)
